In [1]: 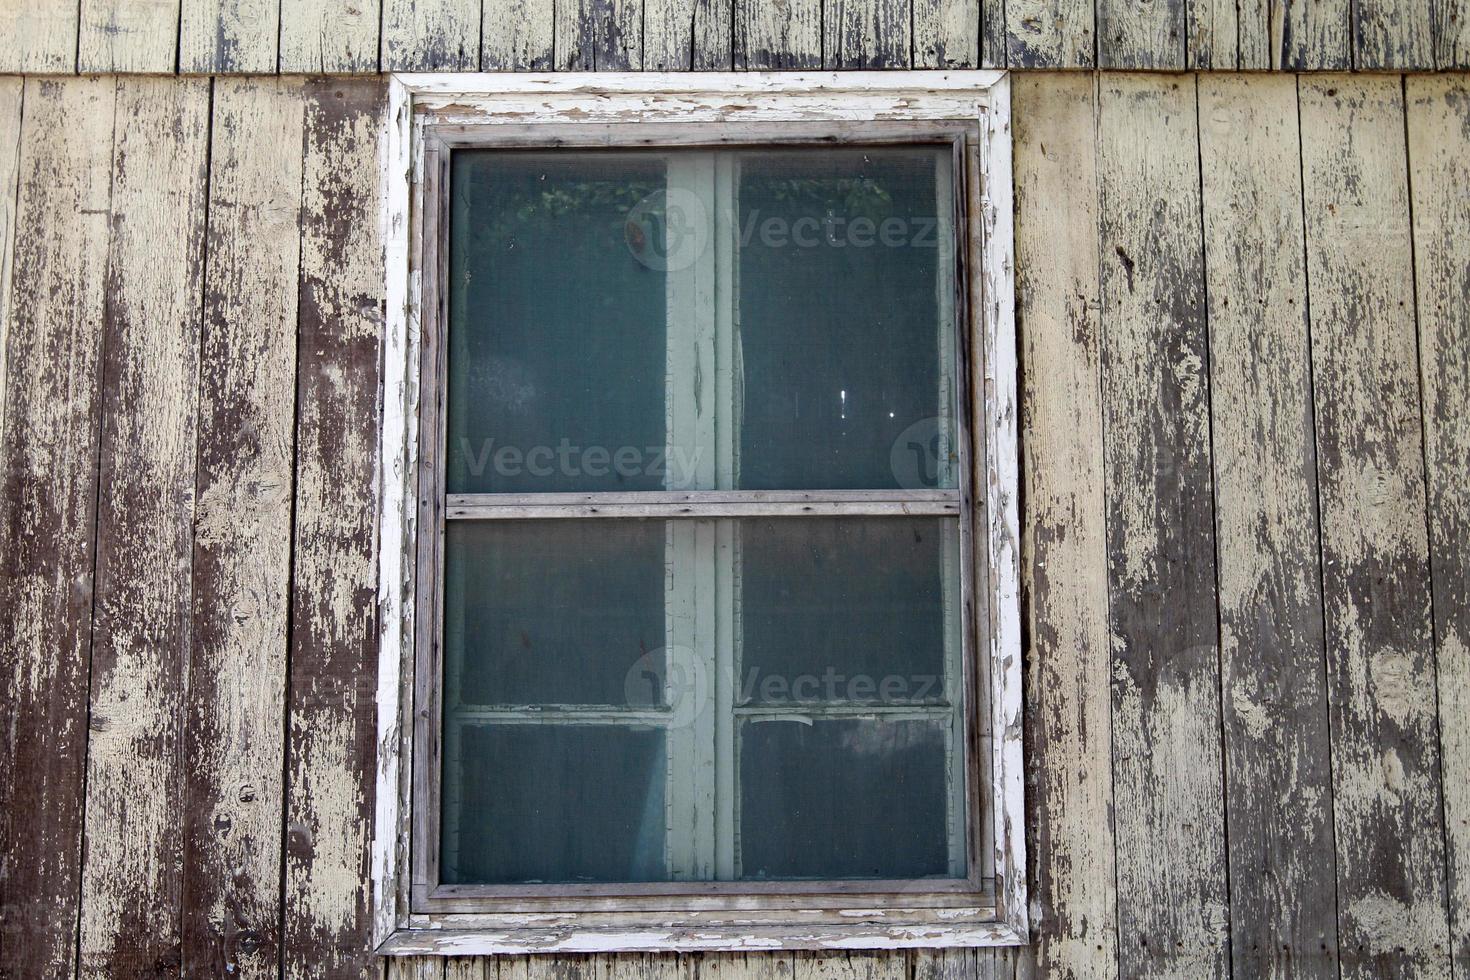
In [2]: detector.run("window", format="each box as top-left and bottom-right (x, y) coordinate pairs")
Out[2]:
(375, 72), (1023, 955)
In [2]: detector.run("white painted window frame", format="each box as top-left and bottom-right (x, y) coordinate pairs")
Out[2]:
(373, 70), (1023, 956)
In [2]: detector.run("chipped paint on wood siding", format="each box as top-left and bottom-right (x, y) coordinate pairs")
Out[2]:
(1096, 73), (1230, 979)
(734, 0), (823, 67)
(1355, 0), (1434, 66)
(1012, 72), (1118, 980)
(1406, 73), (1470, 975)
(77, 74), (210, 979)
(282, 76), (388, 979)
(0, 74), (116, 980)
(1299, 73), (1452, 979)
(79, 0), (181, 72)
(481, 0), (557, 68)
(179, 75), (305, 980)
(556, 0), (645, 69)
(645, 0), (735, 69)
(1197, 72), (1340, 980)
(1005, 0), (1096, 66)
(913, 0), (981, 67)
(179, 0), (280, 71)
(0, 0), (78, 72)
(279, 0), (382, 72)
(824, 0), (912, 66)
(0, 77), (21, 487)
(381, 0), (481, 70)
(1097, 0), (1185, 67)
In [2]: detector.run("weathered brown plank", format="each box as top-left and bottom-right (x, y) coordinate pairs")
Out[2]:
(980, 0), (1006, 63)
(914, 0), (980, 66)
(0, 0), (79, 72)
(646, 0), (733, 67)
(481, 0), (556, 67)
(280, 0), (380, 70)
(1096, 73), (1229, 980)
(392, 957), (447, 980)
(1407, 73), (1470, 975)
(1197, 72), (1340, 980)
(281, 76), (385, 980)
(556, 0), (644, 68)
(0, 77), (21, 458)
(179, 0), (279, 70)
(824, 0), (911, 66)
(382, 0), (480, 69)
(734, 0), (821, 66)
(1272, 0), (1351, 66)
(1354, 0), (1433, 65)
(1097, 0), (1184, 66)
(1189, 0), (1238, 64)
(1005, 0), (1095, 66)
(180, 75), (304, 980)
(75, 75), (210, 980)
(0, 74), (114, 980)
(446, 957), (494, 980)
(1012, 72), (1118, 980)
(79, 0), (179, 71)
(1299, 74), (1452, 980)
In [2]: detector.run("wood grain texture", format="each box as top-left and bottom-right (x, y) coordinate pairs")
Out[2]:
(1271, 0), (1352, 65)
(179, 0), (279, 71)
(1434, 0), (1469, 63)
(734, 0), (822, 66)
(1406, 73), (1470, 976)
(1096, 73), (1229, 980)
(824, 0), (911, 66)
(382, 0), (481, 68)
(79, 0), (179, 71)
(1355, 0), (1433, 65)
(914, 0), (980, 66)
(76, 75), (210, 980)
(1299, 73), (1452, 980)
(556, 0), (644, 68)
(1197, 72), (1340, 980)
(1005, 0), (1095, 66)
(1097, 0), (1185, 65)
(481, 0), (556, 67)
(0, 74), (114, 980)
(280, 0), (381, 71)
(1189, 0), (1239, 64)
(0, 77), (21, 469)
(796, 953), (904, 980)
(282, 76), (386, 980)
(180, 75), (304, 980)
(0, 0), (79, 71)
(1237, 0), (1271, 65)
(646, 0), (734, 67)
(1011, 72), (1117, 980)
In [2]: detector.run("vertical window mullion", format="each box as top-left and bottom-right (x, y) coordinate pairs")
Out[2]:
(713, 152), (740, 880)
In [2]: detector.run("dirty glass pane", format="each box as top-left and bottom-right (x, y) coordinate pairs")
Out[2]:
(737, 147), (955, 490)
(445, 724), (667, 884)
(738, 717), (953, 880)
(738, 517), (957, 704)
(447, 151), (668, 493)
(445, 520), (666, 707)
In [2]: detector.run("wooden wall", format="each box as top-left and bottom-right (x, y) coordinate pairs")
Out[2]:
(0, 0), (1468, 74)
(0, 67), (1467, 980)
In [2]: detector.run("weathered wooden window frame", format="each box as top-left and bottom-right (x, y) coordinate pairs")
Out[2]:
(373, 71), (1023, 956)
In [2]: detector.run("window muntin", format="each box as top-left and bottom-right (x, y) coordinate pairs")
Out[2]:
(431, 140), (977, 891)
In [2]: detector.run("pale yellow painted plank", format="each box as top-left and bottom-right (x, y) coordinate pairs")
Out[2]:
(1188, 0), (1238, 65)
(382, 0), (479, 69)
(1097, 0), (1184, 67)
(0, 0), (79, 72)
(1299, 73), (1452, 979)
(179, 0), (279, 70)
(914, 0), (980, 66)
(1354, 0), (1433, 67)
(0, 76), (22, 487)
(645, 0), (733, 69)
(734, 0), (821, 67)
(481, 0), (555, 68)
(79, 0), (179, 71)
(824, 0), (910, 66)
(1012, 72), (1117, 980)
(1271, 0), (1350, 66)
(1004, 0), (1095, 66)
(1407, 73), (1470, 974)
(279, 0), (380, 70)
(555, 0), (643, 69)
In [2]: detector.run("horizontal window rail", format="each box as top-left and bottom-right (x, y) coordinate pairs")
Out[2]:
(445, 489), (964, 520)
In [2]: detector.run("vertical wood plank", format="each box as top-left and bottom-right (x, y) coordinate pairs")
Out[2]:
(180, 75), (304, 980)
(701, 952), (794, 980)
(797, 953), (906, 980)
(1097, 73), (1229, 980)
(1406, 73), (1470, 976)
(555, 0), (643, 69)
(391, 957), (447, 980)
(382, 0), (480, 69)
(0, 0), (79, 72)
(1198, 72), (1341, 980)
(1434, 0), (1469, 64)
(0, 74), (114, 980)
(1012, 72), (1118, 980)
(179, 0), (279, 71)
(823, 0), (911, 66)
(981, 0), (1006, 63)
(446, 958), (494, 980)
(0, 78), (21, 464)
(481, 0), (557, 67)
(734, 0), (821, 66)
(1097, 0), (1185, 65)
(1189, 0), (1239, 65)
(1237, 0), (1270, 65)
(79, 0), (179, 71)
(1273, 0), (1351, 66)
(279, 0), (381, 71)
(645, 0), (733, 68)
(281, 77), (386, 980)
(915, 0), (980, 66)
(1005, 0), (1095, 66)
(1299, 73), (1452, 980)
(1354, 0), (1433, 65)
(76, 75), (210, 980)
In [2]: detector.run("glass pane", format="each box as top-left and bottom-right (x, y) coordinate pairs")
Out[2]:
(444, 723), (666, 884)
(445, 520), (666, 707)
(738, 717), (954, 879)
(739, 517), (958, 705)
(737, 147), (956, 490)
(448, 151), (668, 493)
